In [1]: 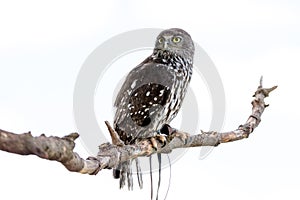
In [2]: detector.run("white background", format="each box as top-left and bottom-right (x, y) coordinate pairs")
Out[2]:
(0, 0), (299, 199)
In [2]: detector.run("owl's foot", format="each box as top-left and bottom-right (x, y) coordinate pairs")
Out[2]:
(171, 131), (189, 144)
(149, 124), (189, 151)
(150, 134), (167, 150)
(159, 124), (189, 144)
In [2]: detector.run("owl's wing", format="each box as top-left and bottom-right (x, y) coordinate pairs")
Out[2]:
(114, 57), (150, 108)
(113, 59), (178, 142)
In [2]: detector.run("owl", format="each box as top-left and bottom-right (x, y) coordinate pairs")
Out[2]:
(113, 28), (195, 194)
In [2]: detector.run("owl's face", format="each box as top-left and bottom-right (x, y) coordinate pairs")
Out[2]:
(154, 28), (195, 60)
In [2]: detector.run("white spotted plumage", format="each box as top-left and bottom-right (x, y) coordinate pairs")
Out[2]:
(112, 28), (195, 192)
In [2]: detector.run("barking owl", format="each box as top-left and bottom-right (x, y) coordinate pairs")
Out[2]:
(113, 28), (195, 195)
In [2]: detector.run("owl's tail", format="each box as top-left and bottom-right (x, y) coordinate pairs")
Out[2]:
(113, 158), (143, 190)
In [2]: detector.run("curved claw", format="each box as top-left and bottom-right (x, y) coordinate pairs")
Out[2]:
(150, 134), (167, 150)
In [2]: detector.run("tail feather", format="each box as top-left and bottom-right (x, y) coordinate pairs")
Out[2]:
(164, 154), (172, 200)
(156, 153), (162, 200)
(127, 159), (133, 190)
(113, 155), (171, 200)
(113, 166), (121, 179)
(113, 158), (143, 190)
(150, 154), (172, 200)
(119, 162), (127, 189)
(135, 158), (143, 189)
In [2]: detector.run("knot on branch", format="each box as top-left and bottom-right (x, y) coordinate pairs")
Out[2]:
(238, 124), (252, 136)
(63, 132), (79, 142)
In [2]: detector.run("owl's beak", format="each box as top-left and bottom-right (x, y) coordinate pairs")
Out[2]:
(163, 41), (169, 49)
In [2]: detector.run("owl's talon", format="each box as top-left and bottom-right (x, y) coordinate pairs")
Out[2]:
(156, 134), (167, 147)
(172, 131), (189, 144)
(150, 137), (158, 150)
(149, 134), (168, 150)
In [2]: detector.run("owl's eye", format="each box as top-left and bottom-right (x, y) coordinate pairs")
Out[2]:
(158, 37), (164, 44)
(172, 36), (182, 43)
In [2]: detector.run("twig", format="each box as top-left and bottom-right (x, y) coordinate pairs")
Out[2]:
(105, 121), (124, 146)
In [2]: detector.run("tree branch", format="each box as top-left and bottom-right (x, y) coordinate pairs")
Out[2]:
(0, 77), (277, 175)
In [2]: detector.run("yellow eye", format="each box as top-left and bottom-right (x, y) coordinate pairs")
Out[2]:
(158, 37), (164, 44)
(172, 36), (182, 43)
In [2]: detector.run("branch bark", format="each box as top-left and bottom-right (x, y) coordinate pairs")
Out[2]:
(0, 77), (277, 175)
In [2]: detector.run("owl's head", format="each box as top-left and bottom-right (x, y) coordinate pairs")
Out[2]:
(154, 28), (195, 61)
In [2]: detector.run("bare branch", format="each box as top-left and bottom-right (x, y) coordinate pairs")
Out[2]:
(0, 78), (277, 175)
(0, 130), (101, 174)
